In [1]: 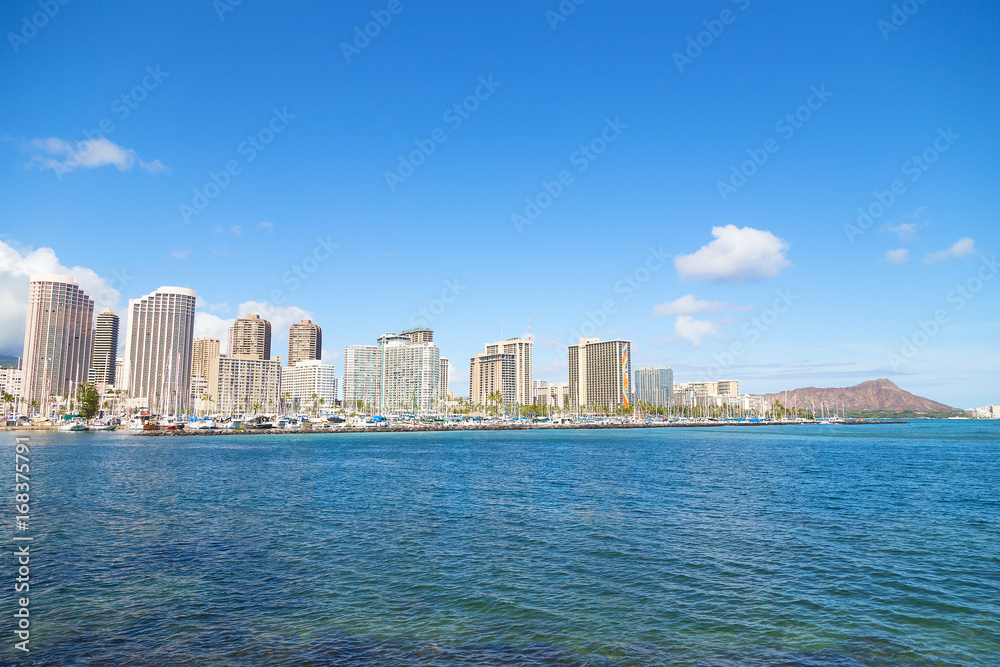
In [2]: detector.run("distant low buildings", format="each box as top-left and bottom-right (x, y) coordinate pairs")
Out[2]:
(533, 380), (569, 410)
(974, 404), (1000, 419)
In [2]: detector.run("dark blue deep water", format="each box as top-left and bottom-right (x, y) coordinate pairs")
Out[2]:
(2, 421), (998, 665)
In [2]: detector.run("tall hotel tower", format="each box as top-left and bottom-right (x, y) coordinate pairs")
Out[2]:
(89, 308), (120, 388)
(22, 275), (95, 412)
(288, 319), (322, 365)
(568, 337), (632, 412)
(123, 286), (197, 413)
(229, 314), (272, 360)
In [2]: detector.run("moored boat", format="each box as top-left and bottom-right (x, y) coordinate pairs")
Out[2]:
(58, 417), (88, 432)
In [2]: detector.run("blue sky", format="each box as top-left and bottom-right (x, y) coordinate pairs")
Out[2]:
(1, 0), (997, 407)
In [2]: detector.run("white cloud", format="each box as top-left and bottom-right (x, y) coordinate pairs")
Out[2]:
(674, 225), (790, 282)
(651, 294), (750, 317)
(230, 225), (243, 237)
(0, 240), (120, 355)
(257, 221), (274, 233)
(22, 137), (169, 176)
(447, 360), (464, 384)
(171, 248), (190, 260)
(196, 297), (230, 314)
(671, 315), (722, 348)
(881, 221), (920, 241)
(193, 312), (234, 352)
(884, 248), (909, 264)
(923, 238), (975, 265)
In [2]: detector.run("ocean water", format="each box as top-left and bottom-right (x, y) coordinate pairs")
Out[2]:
(1, 421), (998, 666)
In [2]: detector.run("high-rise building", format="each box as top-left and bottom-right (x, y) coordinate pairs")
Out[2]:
(190, 374), (210, 412)
(0, 368), (24, 404)
(343, 345), (379, 411)
(192, 338), (221, 377)
(634, 367), (673, 408)
(288, 319), (322, 366)
(283, 360), (338, 413)
(190, 338), (220, 412)
(343, 334), (441, 414)
(113, 359), (125, 391)
(89, 308), (119, 388)
(208, 354), (281, 416)
(22, 275), (95, 413)
(567, 337), (631, 411)
(470, 353), (515, 408)
(379, 335), (440, 413)
(400, 327), (433, 344)
(481, 338), (532, 405)
(439, 358), (449, 400)
(123, 286), (197, 413)
(229, 314), (271, 360)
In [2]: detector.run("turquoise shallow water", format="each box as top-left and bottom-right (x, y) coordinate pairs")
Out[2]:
(2, 421), (998, 665)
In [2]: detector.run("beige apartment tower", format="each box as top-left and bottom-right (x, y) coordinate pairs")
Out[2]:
(567, 337), (632, 412)
(288, 319), (322, 365)
(469, 352), (516, 408)
(192, 338), (221, 377)
(229, 314), (271, 360)
(481, 338), (532, 405)
(401, 327), (433, 344)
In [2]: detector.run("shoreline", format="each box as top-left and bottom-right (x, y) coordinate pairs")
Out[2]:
(130, 419), (907, 436)
(2, 420), (908, 435)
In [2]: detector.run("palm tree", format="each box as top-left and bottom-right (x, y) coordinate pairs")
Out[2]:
(487, 390), (503, 417)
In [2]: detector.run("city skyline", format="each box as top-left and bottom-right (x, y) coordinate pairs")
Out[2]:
(1, 2), (998, 407)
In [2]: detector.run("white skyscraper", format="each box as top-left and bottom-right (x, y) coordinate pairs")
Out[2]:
(634, 367), (673, 408)
(283, 360), (338, 413)
(123, 286), (197, 414)
(343, 344), (380, 411)
(343, 334), (441, 414)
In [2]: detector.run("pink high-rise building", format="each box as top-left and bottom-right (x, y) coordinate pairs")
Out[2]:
(21, 274), (95, 415)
